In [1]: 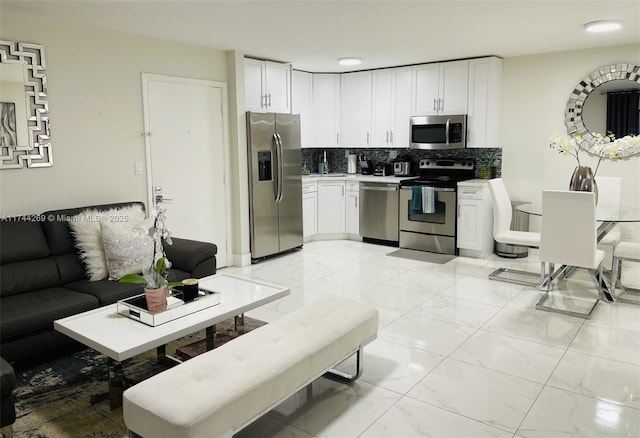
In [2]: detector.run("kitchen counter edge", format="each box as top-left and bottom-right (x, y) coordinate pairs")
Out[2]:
(302, 174), (414, 184)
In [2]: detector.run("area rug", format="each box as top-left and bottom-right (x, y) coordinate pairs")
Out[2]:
(11, 317), (266, 438)
(387, 248), (456, 264)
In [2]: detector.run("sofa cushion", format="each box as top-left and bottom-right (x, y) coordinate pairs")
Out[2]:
(0, 258), (61, 297)
(0, 288), (98, 340)
(42, 202), (145, 256)
(0, 219), (49, 264)
(64, 279), (144, 306)
(100, 217), (156, 280)
(69, 204), (147, 281)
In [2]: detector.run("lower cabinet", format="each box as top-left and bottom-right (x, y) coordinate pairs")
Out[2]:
(302, 182), (317, 238)
(457, 181), (494, 257)
(317, 181), (345, 234)
(345, 181), (359, 235)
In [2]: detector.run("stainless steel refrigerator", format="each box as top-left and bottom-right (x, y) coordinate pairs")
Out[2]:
(246, 112), (303, 261)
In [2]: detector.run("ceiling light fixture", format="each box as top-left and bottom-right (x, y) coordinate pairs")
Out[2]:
(338, 57), (362, 66)
(584, 20), (622, 33)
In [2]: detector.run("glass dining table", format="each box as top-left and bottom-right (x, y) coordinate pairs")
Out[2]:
(516, 202), (640, 302)
(516, 203), (640, 242)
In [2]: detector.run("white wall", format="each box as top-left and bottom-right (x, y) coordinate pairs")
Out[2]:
(0, 11), (229, 216)
(501, 44), (640, 238)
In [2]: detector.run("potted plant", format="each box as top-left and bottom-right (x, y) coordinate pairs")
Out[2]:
(120, 206), (181, 313)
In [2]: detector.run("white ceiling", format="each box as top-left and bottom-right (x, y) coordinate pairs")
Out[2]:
(2, 0), (639, 72)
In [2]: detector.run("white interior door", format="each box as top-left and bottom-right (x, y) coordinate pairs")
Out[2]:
(142, 74), (229, 268)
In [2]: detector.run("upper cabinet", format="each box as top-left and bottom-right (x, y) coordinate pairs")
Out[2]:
(372, 67), (411, 148)
(340, 71), (372, 147)
(311, 74), (341, 148)
(292, 70), (313, 148)
(411, 60), (469, 115)
(467, 57), (503, 148)
(244, 58), (291, 114)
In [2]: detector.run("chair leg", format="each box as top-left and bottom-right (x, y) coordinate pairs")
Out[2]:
(609, 255), (640, 304)
(489, 261), (545, 288)
(535, 264), (600, 320)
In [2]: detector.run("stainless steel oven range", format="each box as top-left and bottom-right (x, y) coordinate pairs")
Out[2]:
(399, 159), (475, 255)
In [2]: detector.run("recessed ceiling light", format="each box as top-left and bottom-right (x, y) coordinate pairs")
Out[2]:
(338, 57), (362, 66)
(584, 20), (622, 33)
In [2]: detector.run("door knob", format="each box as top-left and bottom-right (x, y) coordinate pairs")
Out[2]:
(154, 186), (173, 204)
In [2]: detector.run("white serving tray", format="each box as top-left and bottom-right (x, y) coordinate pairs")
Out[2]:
(117, 288), (221, 326)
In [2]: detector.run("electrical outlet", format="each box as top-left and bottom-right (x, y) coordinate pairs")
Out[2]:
(134, 162), (143, 175)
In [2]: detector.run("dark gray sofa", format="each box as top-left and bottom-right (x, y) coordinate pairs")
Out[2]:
(0, 201), (217, 368)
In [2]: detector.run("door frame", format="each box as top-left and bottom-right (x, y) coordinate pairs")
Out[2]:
(140, 73), (232, 267)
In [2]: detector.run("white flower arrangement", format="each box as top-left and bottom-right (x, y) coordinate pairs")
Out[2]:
(549, 132), (639, 176)
(119, 206), (179, 289)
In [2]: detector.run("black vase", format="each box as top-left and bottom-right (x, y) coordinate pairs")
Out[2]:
(569, 166), (598, 204)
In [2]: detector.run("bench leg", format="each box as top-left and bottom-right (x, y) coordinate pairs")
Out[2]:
(325, 348), (362, 382)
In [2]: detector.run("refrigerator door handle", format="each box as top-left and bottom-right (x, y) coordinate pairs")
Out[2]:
(272, 133), (280, 202)
(275, 133), (284, 202)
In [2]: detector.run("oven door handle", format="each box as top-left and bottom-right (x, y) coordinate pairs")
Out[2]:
(401, 187), (455, 192)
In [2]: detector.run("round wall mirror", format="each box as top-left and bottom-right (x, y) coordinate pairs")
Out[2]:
(564, 63), (640, 158)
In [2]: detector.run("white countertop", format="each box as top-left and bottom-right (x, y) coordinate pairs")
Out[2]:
(457, 178), (492, 187)
(303, 173), (414, 184)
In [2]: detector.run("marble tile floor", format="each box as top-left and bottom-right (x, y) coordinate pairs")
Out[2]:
(223, 240), (640, 438)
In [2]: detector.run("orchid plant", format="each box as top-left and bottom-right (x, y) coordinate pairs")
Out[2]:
(549, 132), (638, 176)
(119, 206), (181, 289)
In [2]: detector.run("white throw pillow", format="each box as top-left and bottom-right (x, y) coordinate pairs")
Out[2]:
(100, 217), (156, 281)
(69, 205), (146, 281)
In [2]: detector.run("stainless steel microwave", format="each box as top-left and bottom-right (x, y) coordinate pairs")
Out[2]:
(410, 114), (467, 149)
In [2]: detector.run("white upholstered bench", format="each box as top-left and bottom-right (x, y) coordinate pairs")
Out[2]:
(123, 297), (379, 438)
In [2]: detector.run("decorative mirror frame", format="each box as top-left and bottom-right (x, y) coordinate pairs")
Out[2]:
(0, 41), (52, 169)
(565, 63), (640, 158)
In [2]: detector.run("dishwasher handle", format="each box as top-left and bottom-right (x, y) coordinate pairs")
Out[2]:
(361, 184), (398, 192)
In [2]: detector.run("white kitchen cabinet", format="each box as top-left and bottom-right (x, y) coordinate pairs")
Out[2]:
(467, 57), (503, 148)
(317, 180), (345, 234)
(411, 60), (469, 115)
(372, 67), (411, 148)
(292, 70), (313, 148)
(311, 74), (341, 147)
(302, 182), (318, 238)
(457, 181), (494, 258)
(340, 71), (372, 147)
(345, 181), (359, 235)
(244, 58), (291, 113)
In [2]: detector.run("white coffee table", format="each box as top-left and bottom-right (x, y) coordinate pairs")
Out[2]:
(54, 272), (289, 409)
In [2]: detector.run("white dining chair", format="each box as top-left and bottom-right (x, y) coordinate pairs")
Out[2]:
(610, 241), (640, 304)
(488, 178), (544, 287)
(537, 190), (606, 319)
(595, 176), (622, 263)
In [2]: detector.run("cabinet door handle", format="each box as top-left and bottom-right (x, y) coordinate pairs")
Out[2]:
(433, 98), (437, 111)
(337, 133), (339, 145)
(367, 132), (370, 145)
(386, 131), (389, 143)
(439, 98), (443, 112)
(390, 131), (394, 144)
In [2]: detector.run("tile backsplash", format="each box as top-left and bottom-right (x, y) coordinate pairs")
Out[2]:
(302, 148), (502, 179)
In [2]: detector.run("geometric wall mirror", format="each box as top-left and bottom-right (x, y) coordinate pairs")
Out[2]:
(0, 40), (52, 169)
(565, 62), (640, 158)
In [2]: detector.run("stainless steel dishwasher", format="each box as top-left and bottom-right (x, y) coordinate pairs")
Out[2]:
(359, 182), (399, 243)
